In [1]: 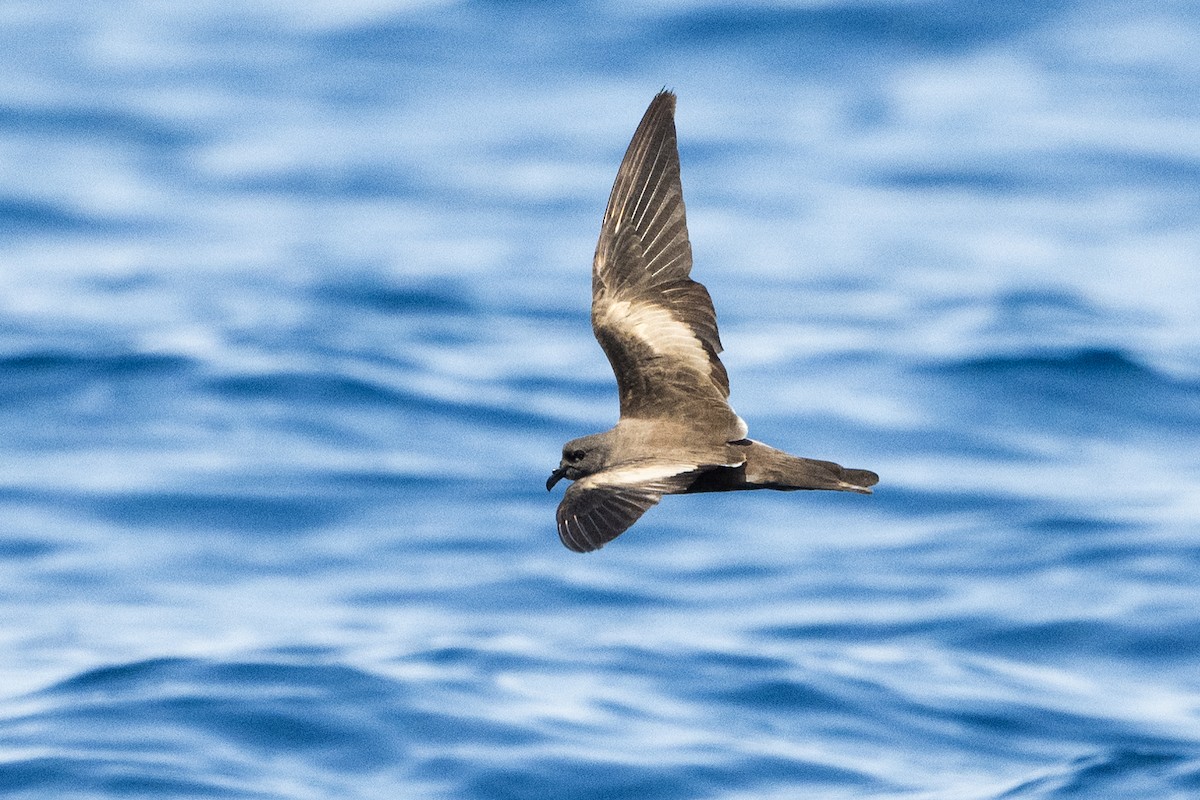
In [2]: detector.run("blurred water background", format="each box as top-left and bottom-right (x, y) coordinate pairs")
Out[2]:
(2, 1), (1200, 797)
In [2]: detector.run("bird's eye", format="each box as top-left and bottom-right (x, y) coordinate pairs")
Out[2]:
(567, 449), (585, 462)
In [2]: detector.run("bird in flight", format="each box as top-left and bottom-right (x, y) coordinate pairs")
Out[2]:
(547, 91), (878, 552)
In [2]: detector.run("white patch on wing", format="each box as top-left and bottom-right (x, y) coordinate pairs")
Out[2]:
(601, 299), (713, 376)
(580, 462), (699, 489)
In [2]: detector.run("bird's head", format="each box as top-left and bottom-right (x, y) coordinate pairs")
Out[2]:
(546, 433), (611, 490)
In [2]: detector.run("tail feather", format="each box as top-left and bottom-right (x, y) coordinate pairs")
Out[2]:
(837, 467), (880, 494)
(741, 441), (878, 494)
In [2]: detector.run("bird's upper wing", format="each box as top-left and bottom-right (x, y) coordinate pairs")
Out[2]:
(556, 461), (711, 552)
(591, 91), (742, 433)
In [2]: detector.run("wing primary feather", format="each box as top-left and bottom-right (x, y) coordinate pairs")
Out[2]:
(565, 515), (583, 550)
(589, 504), (619, 531)
(640, 213), (677, 268)
(576, 515), (600, 551)
(632, 139), (669, 232)
(646, 248), (685, 279)
(560, 514), (585, 552)
(613, 132), (658, 230)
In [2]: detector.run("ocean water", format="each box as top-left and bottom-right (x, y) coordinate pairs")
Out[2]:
(2, 1), (1200, 797)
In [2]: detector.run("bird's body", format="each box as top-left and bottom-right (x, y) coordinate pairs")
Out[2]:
(548, 90), (878, 552)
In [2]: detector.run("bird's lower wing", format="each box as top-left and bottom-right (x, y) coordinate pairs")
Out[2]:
(556, 462), (727, 552)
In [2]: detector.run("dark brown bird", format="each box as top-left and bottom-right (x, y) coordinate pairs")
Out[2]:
(547, 91), (878, 552)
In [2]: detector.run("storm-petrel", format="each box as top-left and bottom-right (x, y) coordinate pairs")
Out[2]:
(547, 91), (878, 552)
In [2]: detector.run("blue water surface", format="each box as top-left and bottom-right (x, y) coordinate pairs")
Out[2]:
(2, 1), (1200, 798)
